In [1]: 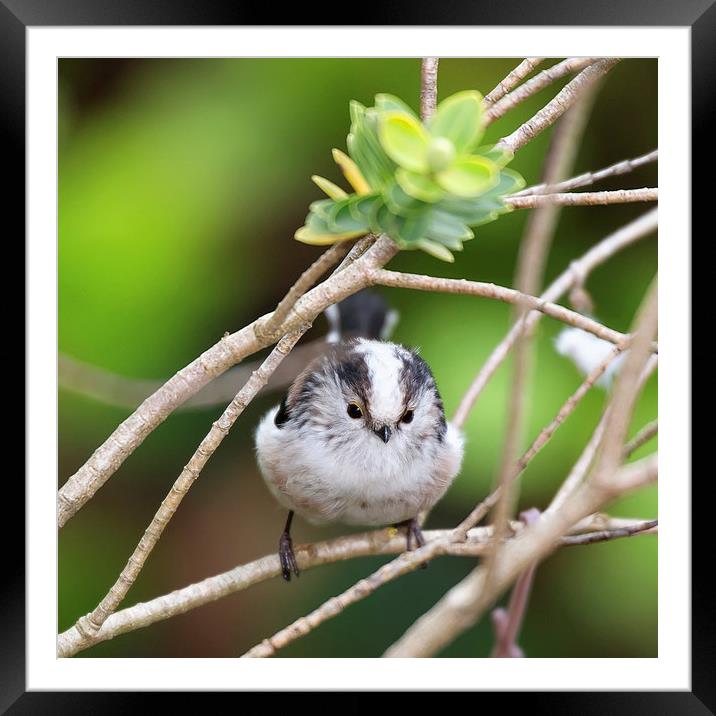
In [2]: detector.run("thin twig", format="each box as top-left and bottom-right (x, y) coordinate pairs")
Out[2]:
(490, 508), (541, 658)
(561, 518), (657, 545)
(548, 354), (657, 513)
(382, 454), (657, 658)
(59, 340), (329, 411)
(484, 90), (598, 602)
(241, 512), (652, 658)
(57, 512), (654, 658)
(505, 188), (657, 209)
(451, 208), (658, 428)
(483, 58), (544, 105)
(371, 269), (656, 351)
(590, 279), (658, 490)
(485, 57), (598, 125)
(254, 242), (352, 341)
(453, 345), (623, 553)
(55, 521), (511, 658)
(67, 327), (311, 651)
(498, 59), (621, 153)
(420, 57), (439, 120)
(624, 419), (658, 458)
(57, 235), (398, 527)
(518, 347), (623, 473)
(515, 149), (658, 197)
(384, 277), (658, 658)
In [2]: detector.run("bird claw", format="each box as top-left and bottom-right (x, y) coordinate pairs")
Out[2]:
(399, 517), (428, 569)
(279, 532), (300, 581)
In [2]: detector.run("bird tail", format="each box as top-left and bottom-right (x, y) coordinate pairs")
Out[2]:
(324, 289), (399, 343)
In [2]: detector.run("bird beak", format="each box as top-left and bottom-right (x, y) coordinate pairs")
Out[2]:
(374, 425), (391, 444)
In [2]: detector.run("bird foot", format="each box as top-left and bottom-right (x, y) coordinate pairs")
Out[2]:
(279, 531), (300, 582)
(396, 517), (428, 569)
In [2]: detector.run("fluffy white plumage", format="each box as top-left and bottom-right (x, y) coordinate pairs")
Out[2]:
(254, 338), (464, 527)
(554, 326), (627, 388)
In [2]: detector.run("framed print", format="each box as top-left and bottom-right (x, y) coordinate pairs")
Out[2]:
(9, 0), (704, 709)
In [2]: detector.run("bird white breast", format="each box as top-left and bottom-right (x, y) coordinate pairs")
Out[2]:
(255, 405), (464, 527)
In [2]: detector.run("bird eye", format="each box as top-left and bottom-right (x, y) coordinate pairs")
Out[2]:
(401, 409), (414, 424)
(347, 403), (363, 419)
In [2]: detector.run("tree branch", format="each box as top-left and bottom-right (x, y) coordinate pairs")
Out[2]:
(452, 346), (622, 547)
(253, 242), (352, 342)
(240, 513), (654, 658)
(382, 455), (656, 658)
(65, 327), (311, 653)
(383, 277), (658, 658)
(490, 508), (541, 658)
(483, 58), (544, 105)
(547, 354), (657, 513)
(515, 149), (658, 197)
(451, 208), (657, 429)
(420, 57), (440, 120)
(624, 419), (658, 458)
(590, 279), (658, 491)
(497, 59), (621, 153)
(505, 188), (657, 209)
(484, 57), (598, 125)
(56, 514), (652, 658)
(59, 340), (329, 411)
(561, 518), (657, 546)
(371, 269), (656, 351)
(484, 89), (598, 603)
(57, 235), (398, 527)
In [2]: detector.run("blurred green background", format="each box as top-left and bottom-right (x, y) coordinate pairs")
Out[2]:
(58, 58), (657, 658)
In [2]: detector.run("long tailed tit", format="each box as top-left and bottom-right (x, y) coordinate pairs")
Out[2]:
(254, 291), (464, 581)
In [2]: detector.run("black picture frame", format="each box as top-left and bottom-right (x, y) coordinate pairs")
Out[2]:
(8, 1), (703, 710)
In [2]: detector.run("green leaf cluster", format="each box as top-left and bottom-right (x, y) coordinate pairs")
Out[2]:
(295, 91), (525, 262)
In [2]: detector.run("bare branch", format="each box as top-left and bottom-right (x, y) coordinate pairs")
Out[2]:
(382, 456), (656, 657)
(516, 149), (658, 197)
(65, 327), (310, 653)
(241, 512), (652, 659)
(624, 419), (658, 458)
(57, 513), (654, 658)
(253, 242), (352, 342)
(490, 508), (541, 658)
(454, 346), (622, 552)
(56, 522), (505, 658)
(383, 277), (658, 658)
(57, 235), (398, 527)
(485, 91), (597, 600)
(371, 269), (655, 351)
(591, 279), (658, 490)
(517, 348), (623, 473)
(420, 58), (440, 120)
(610, 453), (658, 493)
(562, 518), (657, 546)
(484, 57), (598, 125)
(483, 58), (544, 105)
(506, 188), (657, 209)
(548, 354), (657, 513)
(452, 208), (657, 429)
(497, 59), (621, 153)
(59, 341), (329, 411)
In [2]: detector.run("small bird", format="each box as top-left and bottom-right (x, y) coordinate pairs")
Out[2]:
(254, 291), (464, 581)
